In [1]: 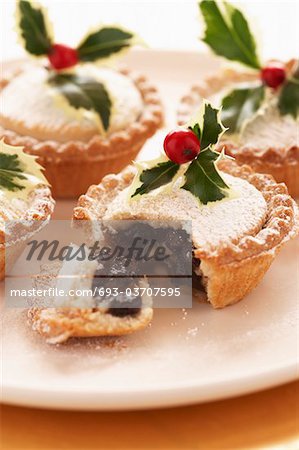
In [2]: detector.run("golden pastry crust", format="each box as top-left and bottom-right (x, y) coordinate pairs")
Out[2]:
(177, 67), (299, 198)
(28, 264), (153, 344)
(0, 61), (164, 198)
(73, 160), (298, 308)
(0, 184), (55, 280)
(28, 306), (153, 344)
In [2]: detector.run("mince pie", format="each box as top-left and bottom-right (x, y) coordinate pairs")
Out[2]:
(178, 1), (299, 198)
(0, 1), (163, 198)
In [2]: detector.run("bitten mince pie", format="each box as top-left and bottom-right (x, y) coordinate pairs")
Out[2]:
(0, 1), (163, 198)
(28, 217), (190, 344)
(74, 103), (298, 309)
(178, 1), (299, 198)
(0, 140), (55, 280)
(28, 255), (153, 344)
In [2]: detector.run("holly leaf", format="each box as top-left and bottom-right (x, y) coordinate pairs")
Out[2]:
(17, 0), (52, 56)
(131, 161), (179, 197)
(130, 102), (230, 203)
(221, 84), (265, 133)
(189, 102), (225, 150)
(182, 147), (229, 204)
(0, 139), (49, 193)
(199, 0), (261, 69)
(0, 154), (26, 192)
(49, 74), (112, 131)
(77, 27), (135, 62)
(189, 122), (201, 141)
(278, 65), (299, 118)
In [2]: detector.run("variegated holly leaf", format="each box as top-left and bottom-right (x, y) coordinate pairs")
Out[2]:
(131, 160), (180, 197)
(49, 73), (112, 131)
(278, 64), (299, 118)
(199, 0), (261, 69)
(221, 84), (265, 133)
(77, 27), (136, 62)
(130, 103), (230, 203)
(182, 147), (229, 204)
(189, 102), (226, 150)
(17, 0), (52, 56)
(0, 139), (49, 193)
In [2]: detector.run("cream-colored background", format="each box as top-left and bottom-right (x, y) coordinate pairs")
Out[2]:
(1, 0), (299, 60)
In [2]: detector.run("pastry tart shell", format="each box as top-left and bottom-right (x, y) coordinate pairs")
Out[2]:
(0, 63), (163, 199)
(28, 264), (153, 343)
(0, 184), (55, 280)
(29, 306), (153, 344)
(73, 160), (298, 309)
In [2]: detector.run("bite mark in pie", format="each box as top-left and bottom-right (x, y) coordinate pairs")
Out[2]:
(73, 160), (298, 308)
(28, 255), (153, 344)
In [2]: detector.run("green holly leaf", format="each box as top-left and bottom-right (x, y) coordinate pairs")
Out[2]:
(278, 65), (299, 118)
(182, 147), (229, 204)
(200, 103), (224, 150)
(189, 102), (225, 150)
(189, 123), (201, 141)
(17, 0), (52, 56)
(131, 161), (180, 197)
(221, 84), (265, 133)
(199, 0), (261, 69)
(77, 27), (135, 62)
(0, 139), (49, 193)
(130, 103), (230, 203)
(0, 153), (26, 192)
(49, 74), (112, 131)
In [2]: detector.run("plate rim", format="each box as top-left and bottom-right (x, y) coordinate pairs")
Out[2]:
(1, 48), (298, 410)
(2, 359), (298, 411)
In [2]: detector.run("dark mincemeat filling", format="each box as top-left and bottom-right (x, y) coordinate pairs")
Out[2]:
(107, 293), (142, 317)
(192, 257), (205, 291)
(92, 258), (142, 318)
(91, 224), (204, 317)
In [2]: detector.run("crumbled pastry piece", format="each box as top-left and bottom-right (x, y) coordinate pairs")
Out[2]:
(28, 250), (153, 344)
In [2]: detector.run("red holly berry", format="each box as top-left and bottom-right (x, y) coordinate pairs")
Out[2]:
(48, 44), (79, 70)
(261, 63), (286, 89)
(163, 130), (200, 164)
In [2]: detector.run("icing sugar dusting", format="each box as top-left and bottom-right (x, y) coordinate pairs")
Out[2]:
(0, 66), (143, 142)
(240, 102), (298, 150)
(104, 173), (267, 253)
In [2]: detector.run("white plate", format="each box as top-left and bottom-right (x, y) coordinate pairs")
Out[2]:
(1, 50), (298, 410)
